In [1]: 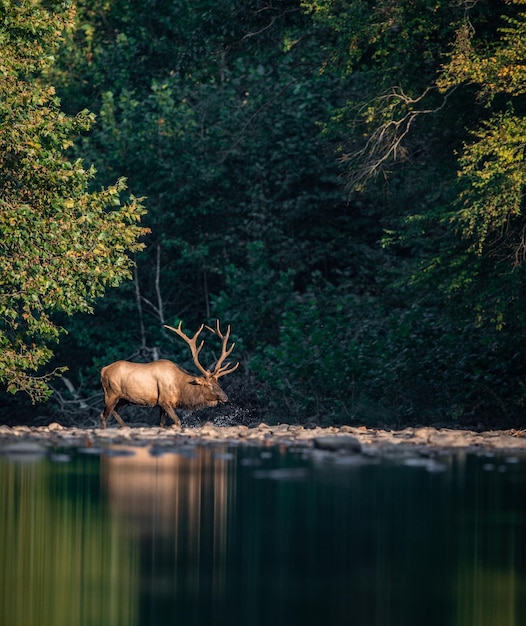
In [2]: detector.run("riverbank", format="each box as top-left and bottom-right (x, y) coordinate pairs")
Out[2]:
(1, 422), (526, 458)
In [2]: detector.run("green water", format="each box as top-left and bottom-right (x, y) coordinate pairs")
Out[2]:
(0, 443), (525, 626)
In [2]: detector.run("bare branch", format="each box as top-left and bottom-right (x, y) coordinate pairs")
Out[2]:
(154, 244), (165, 324)
(60, 376), (89, 409)
(344, 85), (458, 189)
(134, 262), (147, 349)
(234, 6), (300, 44)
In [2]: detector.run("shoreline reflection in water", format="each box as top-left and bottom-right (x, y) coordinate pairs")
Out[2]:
(0, 444), (525, 626)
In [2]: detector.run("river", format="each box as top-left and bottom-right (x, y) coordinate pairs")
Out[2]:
(0, 442), (525, 626)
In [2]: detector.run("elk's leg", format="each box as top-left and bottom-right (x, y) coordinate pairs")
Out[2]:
(100, 401), (113, 429)
(101, 398), (127, 429)
(159, 403), (181, 428)
(111, 409), (127, 428)
(111, 400), (127, 428)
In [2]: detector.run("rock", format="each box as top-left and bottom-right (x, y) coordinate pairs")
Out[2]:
(392, 428), (416, 439)
(200, 422), (220, 438)
(1, 441), (47, 461)
(480, 432), (524, 450)
(427, 429), (474, 447)
(50, 453), (72, 463)
(287, 425), (304, 432)
(413, 427), (435, 442)
(245, 430), (268, 440)
(47, 422), (64, 431)
(270, 424), (289, 433)
(313, 435), (362, 453)
(402, 457), (448, 472)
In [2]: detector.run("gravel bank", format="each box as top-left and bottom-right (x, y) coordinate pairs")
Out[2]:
(1, 422), (526, 459)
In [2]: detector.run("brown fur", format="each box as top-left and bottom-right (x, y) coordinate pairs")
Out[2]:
(100, 359), (229, 429)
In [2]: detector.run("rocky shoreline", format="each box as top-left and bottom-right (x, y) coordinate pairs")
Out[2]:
(1, 422), (526, 460)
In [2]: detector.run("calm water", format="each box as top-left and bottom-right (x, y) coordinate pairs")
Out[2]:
(0, 442), (525, 626)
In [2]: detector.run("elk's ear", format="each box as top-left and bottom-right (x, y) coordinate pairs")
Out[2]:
(189, 377), (205, 386)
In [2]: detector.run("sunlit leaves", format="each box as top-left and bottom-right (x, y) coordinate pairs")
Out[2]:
(0, 0), (148, 400)
(454, 111), (526, 262)
(438, 2), (526, 99)
(438, 1), (526, 264)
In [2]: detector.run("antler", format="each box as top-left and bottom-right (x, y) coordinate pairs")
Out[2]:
(205, 320), (240, 378)
(164, 322), (209, 377)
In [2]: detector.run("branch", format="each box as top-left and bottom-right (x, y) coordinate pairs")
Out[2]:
(60, 376), (89, 409)
(343, 85), (458, 189)
(234, 6), (300, 45)
(154, 243), (165, 325)
(134, 262), (147, 349)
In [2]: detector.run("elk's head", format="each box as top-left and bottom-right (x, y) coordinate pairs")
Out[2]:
(164, 320), (239, 405)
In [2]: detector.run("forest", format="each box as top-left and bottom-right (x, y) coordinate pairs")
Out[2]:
(2, 0), (526, 427)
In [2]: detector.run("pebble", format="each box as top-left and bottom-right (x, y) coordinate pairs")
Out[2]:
(47, 422), (64, 431)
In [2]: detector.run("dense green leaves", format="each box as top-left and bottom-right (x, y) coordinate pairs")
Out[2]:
(0, 0), (147, 400)
(5, 0), (526, 425)
(437, 2), (526, 268)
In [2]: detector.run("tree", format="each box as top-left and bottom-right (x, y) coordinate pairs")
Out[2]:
(41, 0), (526, 425)
(51, 0), (352, 361)
(299, 0), (526, 423)
(438, 0), (526, 266)
(0, 0), (148, 401)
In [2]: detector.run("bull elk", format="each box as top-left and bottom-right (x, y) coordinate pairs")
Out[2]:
(99, 320), (239, 429)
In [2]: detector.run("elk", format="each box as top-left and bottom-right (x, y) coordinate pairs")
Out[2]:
(99, 320), (239, 429)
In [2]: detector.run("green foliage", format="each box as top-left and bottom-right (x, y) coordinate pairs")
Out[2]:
(0, 0), (147, 400)
(52, 0), (353, 370)
(278, 0), (526, 424)
(436, 1), (526, 269)
(250, 278), (366, 421)
(10, 0), (526, 426)
(212, 241), (297, 352)
(455, 111), (526, 260)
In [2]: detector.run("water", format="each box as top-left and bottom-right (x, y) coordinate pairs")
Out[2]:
(1, 443), (525, 626)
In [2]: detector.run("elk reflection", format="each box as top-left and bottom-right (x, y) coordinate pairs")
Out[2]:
(102, 445), (235, 603)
